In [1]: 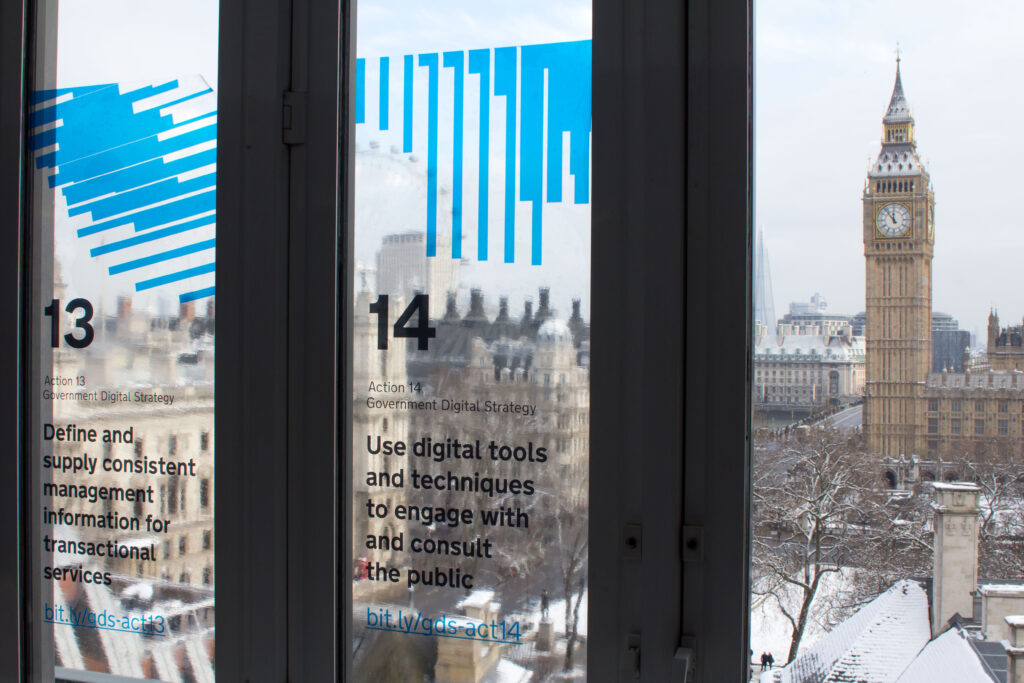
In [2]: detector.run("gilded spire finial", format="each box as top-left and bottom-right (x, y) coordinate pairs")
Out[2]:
(896, 42), (901, 68)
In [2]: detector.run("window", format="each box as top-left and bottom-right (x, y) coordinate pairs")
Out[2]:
(976, 400), (985, 412)
(3, 0), (727, 677)
(928, 418), (938, 434)
(951, 418), (961, 435)
(952, 399), (962, 412)
(999, 419), (1008, 436)
(999, 401), (1009, 413)
(352, 4), (595, 678)
(975, 419), (986, 435)
(928, 399), (938, 412)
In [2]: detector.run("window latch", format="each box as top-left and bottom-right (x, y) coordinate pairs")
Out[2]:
(676, 635), (697, 681)
(283, 90), (306, 145)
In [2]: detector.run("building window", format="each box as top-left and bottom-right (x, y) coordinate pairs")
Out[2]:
(999, 419), (1008, 436)
(975, 419), (985, 435)
(168, 434), (177, 455)
(999, 401), (1009, 413)
(975, 400), (985, 412)
(200, 478), (210, 508)
(203, 530), (212, 550)
(200, 431), (210, 451)
(134, 439), (144, 458)
(179, 536), (187, 556)
(951, 418), (961, 435)
(952, 400), (962, 412)
(928, 399), (938, 412)
(928, 418), (938, 434)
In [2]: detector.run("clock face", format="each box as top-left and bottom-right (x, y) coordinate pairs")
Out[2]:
(876, 203), (911, 237)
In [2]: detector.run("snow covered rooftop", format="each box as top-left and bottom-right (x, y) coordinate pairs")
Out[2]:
(979, 584), (1024, 597)
(931, 482), (983, 493)
(778, 580), (931, 683)
(894, 627), (999, 683)
(926, 371), (1024, 391)
(457, 590), (496, 610)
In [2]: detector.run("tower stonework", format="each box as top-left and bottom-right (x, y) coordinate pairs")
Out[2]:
(863, 60), (935, 457)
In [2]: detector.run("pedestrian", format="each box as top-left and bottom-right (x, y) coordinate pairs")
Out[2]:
(760, 652), (768, 671)
(767, 652), (775, 669)
(541, 589), (550, 620)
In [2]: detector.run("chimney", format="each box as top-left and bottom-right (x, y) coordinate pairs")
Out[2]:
(443, 293), (460, 324)
(117, 296), (132, 321)
(980, 585), (1024, 643)
(1006, 616), (1024, 683)
(930, 482), (981, 637)
(464, 289), (486, 324)
(535, 288), (551, 324)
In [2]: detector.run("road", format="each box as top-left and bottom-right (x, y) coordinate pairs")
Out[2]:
(821, 404), (862, 432)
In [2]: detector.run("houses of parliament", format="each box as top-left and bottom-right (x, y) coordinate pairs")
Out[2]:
(864, 59), (1024, 461)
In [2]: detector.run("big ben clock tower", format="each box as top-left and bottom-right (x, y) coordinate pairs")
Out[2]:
(863, 57), (935, 457)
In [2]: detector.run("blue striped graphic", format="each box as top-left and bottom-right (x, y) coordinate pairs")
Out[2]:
(467, 49), (490, 261)
(357, 40), (592, 266)
(29, 79), (217, 304)
(443, 50), (464, 259)
(419, 52), (440, 258)
(379, 57), (390, 131)
(356, 58), (366, 124)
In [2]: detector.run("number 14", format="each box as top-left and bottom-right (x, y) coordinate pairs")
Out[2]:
(369, 294), (436, 351)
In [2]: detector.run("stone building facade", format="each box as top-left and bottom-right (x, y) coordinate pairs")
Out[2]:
(753, 332), (865, 412)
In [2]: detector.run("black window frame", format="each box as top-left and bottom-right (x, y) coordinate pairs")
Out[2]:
(1, 0), (751, 680)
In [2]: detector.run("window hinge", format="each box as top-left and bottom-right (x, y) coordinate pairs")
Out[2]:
(282, 90), (306, 145)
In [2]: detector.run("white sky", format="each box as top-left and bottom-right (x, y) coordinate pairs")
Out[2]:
(757, 0), (1024, 338)
(56, 1), (219, 88)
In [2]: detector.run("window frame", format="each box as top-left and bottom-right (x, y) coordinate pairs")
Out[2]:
(1, 0), (751, 679)
(0, 0), (27, 677)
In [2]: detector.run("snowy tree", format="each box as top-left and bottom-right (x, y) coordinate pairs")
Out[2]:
(751, 429), (931, 663)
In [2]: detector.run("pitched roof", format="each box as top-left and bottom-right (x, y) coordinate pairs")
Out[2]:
(884, 62), (913, 124)
(778, 580), (931, 683)
(895, 628), (1001, 683)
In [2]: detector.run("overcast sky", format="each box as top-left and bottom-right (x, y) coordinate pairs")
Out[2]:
(757, 0), (1024, 338)
(53, 1), (1022, 334)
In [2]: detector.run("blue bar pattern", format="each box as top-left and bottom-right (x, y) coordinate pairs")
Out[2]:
(29, 80), (217, 303)
(357, 40), (592, 266)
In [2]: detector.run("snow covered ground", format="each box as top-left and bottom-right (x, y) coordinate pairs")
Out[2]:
(749, 567), (865, 668)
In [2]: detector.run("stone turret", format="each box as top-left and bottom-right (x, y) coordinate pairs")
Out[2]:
(930, 482), (981, 636)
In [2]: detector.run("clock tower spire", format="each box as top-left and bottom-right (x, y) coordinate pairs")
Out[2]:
(863, 58), (935, 457)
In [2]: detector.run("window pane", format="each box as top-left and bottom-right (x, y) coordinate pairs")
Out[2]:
(352, 3), (591, 679)
(27, 2), (218, 680)
(753, 2), (1024, 678)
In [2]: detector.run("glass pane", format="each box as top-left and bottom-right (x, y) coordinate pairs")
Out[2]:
(752, 3), (1024, 680)
(352, 3), (592, 680)
(26, 2), (219, 680)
